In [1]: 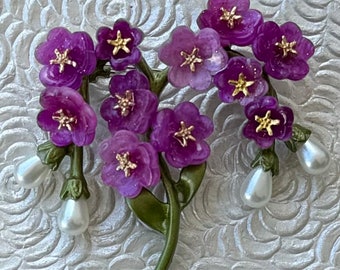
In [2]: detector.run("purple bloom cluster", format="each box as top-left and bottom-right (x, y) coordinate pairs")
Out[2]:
(252, 21), (314, 80)
(37, 86), (97, 147)
(214, 56), (268, 106)
(100, 70), (158, 134)
(99, 130), (160, 198)
(158, 26), (228, 91)
(197, 0), (263, 46)
(95, 20), (143, 70)
(243, 96), (294, 149)
(150, 102), (214, 168)
(35, 27), (97, 89)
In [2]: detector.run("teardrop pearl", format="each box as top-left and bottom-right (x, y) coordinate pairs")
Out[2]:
(240, 167), (272, 208)
(14, 156), (51, 188)
(58, 197), (89, 236)
(296, 137), (331, 175)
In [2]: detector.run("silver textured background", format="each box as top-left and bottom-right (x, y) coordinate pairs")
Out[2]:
(1, 0), (340, 269)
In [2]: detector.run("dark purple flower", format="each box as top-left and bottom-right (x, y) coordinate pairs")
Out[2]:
(95, 20), (143, 70)
(37, 86), (97, 147)
(100, 70), (158, 134)
(197, 0), (263, 46)
(35, 28), (96, 89)
(252, 21), (315, 80)
(99, 130), (160, 198)
(150, 102), (214, 168)
(243, 96), (294, 149)
(214, 56), (268, 106)
(158, 26), (228, 91)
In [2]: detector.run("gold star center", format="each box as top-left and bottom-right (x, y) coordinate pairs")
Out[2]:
(228, 73), (255, 97)
(275, 35), (297, 58)
(49, 49), (77, 73)
(52, 109), (77, 131)
(116, 152), (137, 177)
(114, 90), (135, 117)
(220, 6), (242, 29)
(180, 47), (203, 72)
(255, 110), (280, 136)
(174, 121), (196, 147)
(107, 30), (132, 56)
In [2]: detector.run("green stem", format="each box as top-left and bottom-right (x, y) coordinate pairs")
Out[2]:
(69, 145), (84, 180)
(60, 76), (90, 200)
(262, 71), (278, 100)
(137, 57), (168, 96)
(156, 155), (181, 270)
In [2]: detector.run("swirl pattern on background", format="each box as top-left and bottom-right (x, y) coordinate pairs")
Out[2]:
(0, 0), (339, 269)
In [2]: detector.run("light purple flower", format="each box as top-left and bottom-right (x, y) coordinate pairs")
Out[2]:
(214, 56), (268, 106)
(243, 96), (294, 149)
(150, 102), (214, 168)
(158, 26), (228, 91)
(37, 86), (97, 147)
(252, 21), (315, 80)
(197, 0), (263, 46)
(99, 130), (160, 198)
(35, 28), (96, 89)
(95, 20), (143, 70)
(100, 70), (158, 134)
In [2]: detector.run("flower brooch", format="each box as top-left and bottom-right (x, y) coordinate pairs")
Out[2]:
(13, 0), (331, 269)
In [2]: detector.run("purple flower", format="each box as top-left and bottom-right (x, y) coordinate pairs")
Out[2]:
(158, 26), (228, 91)
(95, 20), (143, 70)
(214, 56), (268, 106)
(99, 130), (160, 198)
(197, 0), (263, 46)
(35, 28), (96, 89)
(100, 70), (158, 134)
(243, 96), (294, 149)
(252, 21), (315, 80)
(150, 102), (214, 168)
(37, 86), (97, 147)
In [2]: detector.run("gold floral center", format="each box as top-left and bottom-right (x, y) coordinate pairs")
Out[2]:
(116, 152), (137, 177)
(255, 110), (280, 136)
(275, 35), (297, 58)
(220, 6), (242, 29)
(174, 121), (196, 147)
(180, 47), (203, 72)
(52, 109), (77, 131)
(50, 49), (77, 73)
(228, 73), (255, 97)
(114, 90), (135, 117)
(107, 30), (132, 56)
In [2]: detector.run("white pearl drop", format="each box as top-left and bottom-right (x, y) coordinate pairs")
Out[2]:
(240, 167), (272, 208)
(296, 137), (331, 175)
(14, 155), (51, 188)
(58, 197), (89, 236)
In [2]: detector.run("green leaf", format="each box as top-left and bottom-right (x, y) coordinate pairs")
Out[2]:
(175, 163), (206, 209)
(37, 141), (67, 171)
(60, 178), (90, 200)
(251, 148), (279, 176)
(127, 188), (169, 235)
(285, 124), (312, 152)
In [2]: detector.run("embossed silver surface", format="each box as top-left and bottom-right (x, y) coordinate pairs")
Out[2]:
(1, 0), (340, 269)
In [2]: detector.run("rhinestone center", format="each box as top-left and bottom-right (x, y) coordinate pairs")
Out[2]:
(52, 109), (77, 131)
(116, 152), (137, 177)
(275, 35), (297, 58)
(180, 47), (203, 72)
(50, 49), (77, 73)
(174, 121), (196, 147)
(114, 90), (135, 117)
(228, 73), (255, 97)
(107, 30), (132, 56)
(219, 6), (242, 29)
(255, 110), (280, 136)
